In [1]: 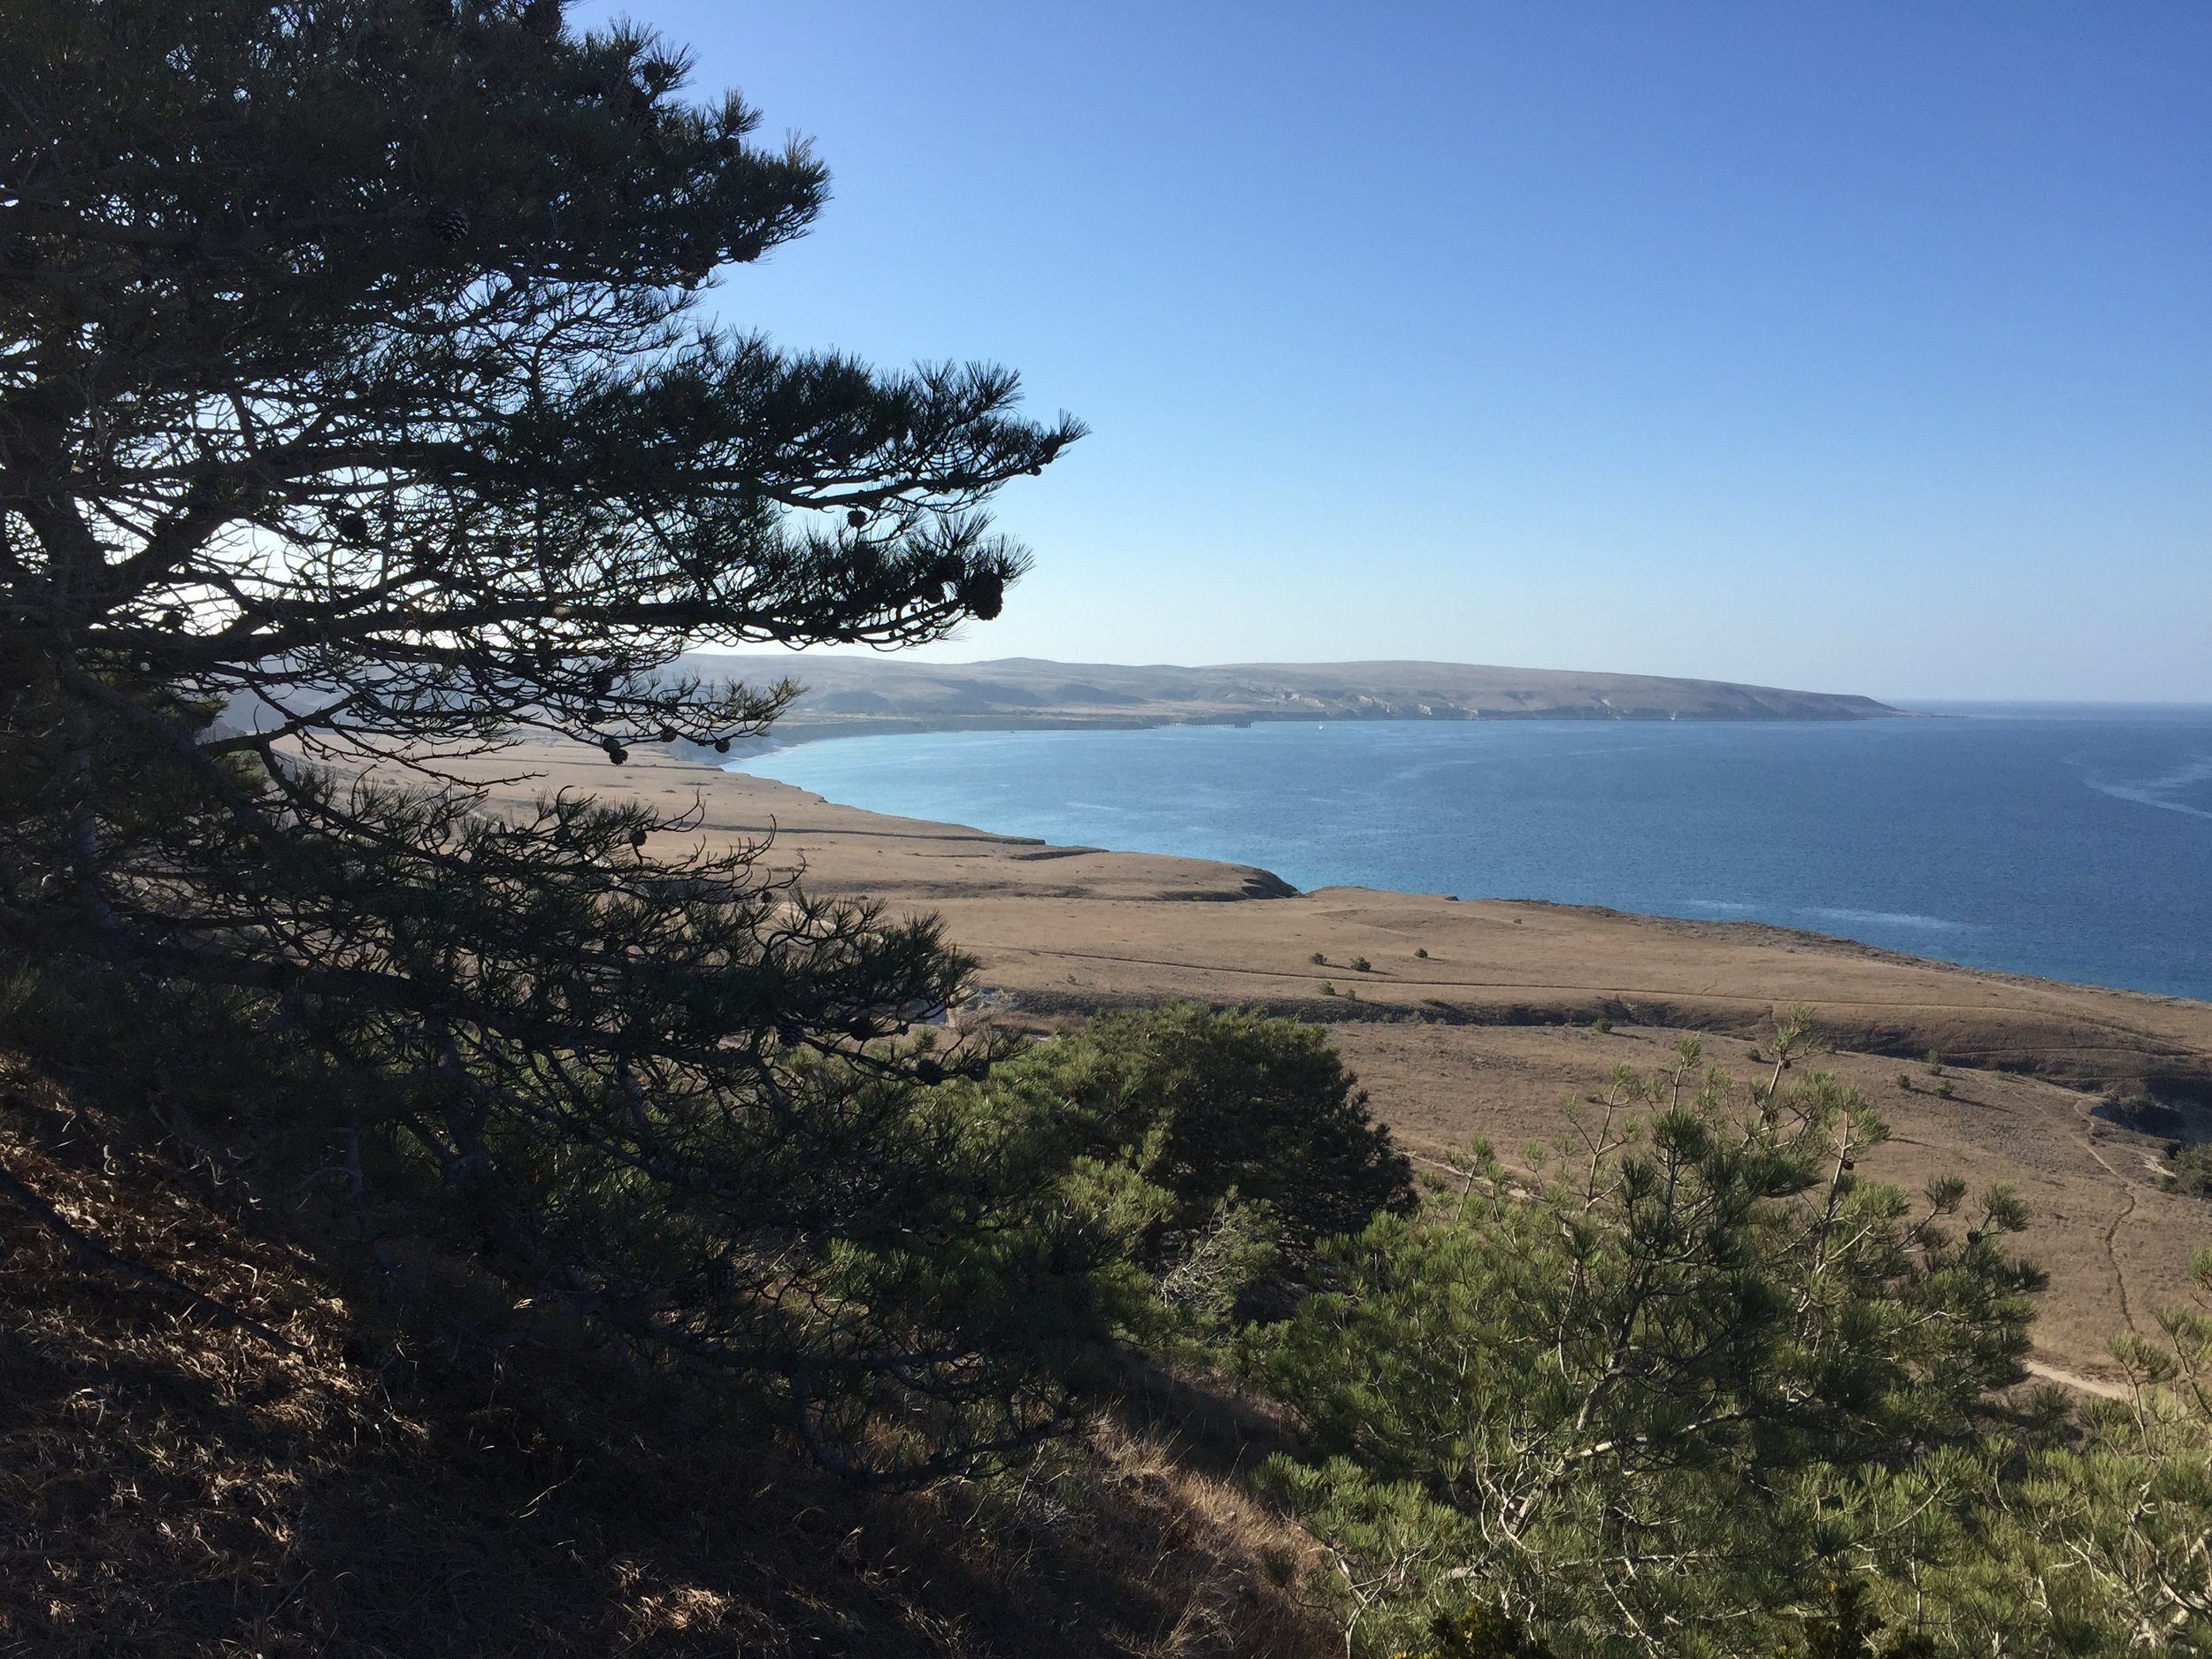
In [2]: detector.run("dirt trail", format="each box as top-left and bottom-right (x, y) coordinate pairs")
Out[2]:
(2069, 1091), (2149, 1337)
(2024, 1360), (2131, 1401)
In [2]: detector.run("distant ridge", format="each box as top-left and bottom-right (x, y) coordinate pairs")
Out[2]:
(680, 655), (1901, 741)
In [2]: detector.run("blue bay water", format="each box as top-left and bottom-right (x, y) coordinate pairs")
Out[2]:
(730, 705), (2212, 1002)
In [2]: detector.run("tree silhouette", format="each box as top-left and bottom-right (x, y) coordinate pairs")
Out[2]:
(0, 0), (1082, 1478)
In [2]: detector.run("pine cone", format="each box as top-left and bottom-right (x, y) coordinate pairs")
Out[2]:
(958, 568), (1004, 620)
(426, 204), (471, 245)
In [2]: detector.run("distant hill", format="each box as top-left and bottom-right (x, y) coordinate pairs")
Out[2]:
(679, 655), (1901, 741)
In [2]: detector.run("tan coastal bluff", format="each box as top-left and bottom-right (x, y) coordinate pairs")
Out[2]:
(426, 674), (2212, 1399)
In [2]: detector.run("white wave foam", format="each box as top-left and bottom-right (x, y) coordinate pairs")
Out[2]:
(1807, 907), (1970, 932)
(2084, 754), (2212, 821)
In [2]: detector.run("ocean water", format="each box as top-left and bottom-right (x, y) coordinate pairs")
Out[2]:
(729, 705), (2212, 1002)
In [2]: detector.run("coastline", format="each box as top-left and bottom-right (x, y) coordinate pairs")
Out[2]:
(726, 701), (1919, 756)
(719, 713), (2212, 1005)
(427, 732), (2212, 1386)
(692, 727), (2212, 1056)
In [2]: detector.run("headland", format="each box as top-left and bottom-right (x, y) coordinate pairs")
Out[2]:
(680, 653), (1904, 746)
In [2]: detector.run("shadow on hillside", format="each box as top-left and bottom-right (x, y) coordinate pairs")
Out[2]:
(2092, 1090), (2212, 1146)
(0, 1074), (1333, 1659)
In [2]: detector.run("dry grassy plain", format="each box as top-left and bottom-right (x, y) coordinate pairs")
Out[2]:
(446, 736), (2212, 1394)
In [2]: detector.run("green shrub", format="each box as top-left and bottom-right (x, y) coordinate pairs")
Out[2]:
(1, 957), (1144, 1485)
(1396, 1603), (1557, 1659)
(1255, 1022), (2050, 1655)
(1351, 956), (1373, 974)
(2166, 1142), (2212, 1200)
(985, 1004), (1415, 1271)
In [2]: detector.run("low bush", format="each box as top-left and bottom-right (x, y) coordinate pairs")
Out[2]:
(1253, 1018), (2062, 1655)
(0, 968), (1410, 1486)
(2166, 1141), (2212, 1200)
(981, 1004), (1415, 1276)
(1241, 1017), (2212, 1658)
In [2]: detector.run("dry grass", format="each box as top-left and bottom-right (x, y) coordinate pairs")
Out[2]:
(0, 1061), (1339, 1659)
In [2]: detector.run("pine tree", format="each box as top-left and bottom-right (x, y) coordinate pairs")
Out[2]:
(0, 0), (1081, 1478)
(1258, 1025), (2048, 1655)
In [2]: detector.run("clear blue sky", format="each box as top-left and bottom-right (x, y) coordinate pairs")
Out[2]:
(582, 3), (2209, 700)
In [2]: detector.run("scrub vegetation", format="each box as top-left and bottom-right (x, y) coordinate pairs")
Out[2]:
(6, 999), (2209, 1656)
(2, 4), (2205, 1656)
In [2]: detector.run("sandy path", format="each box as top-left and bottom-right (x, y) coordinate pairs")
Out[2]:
(2024, 1361), (2131, 1402)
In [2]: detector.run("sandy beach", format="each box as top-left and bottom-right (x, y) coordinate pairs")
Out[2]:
(440, 733), (2212, 1389)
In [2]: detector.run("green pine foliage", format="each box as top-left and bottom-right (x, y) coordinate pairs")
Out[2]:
(2164, 1142), (2212, 1200)
(1235, 1018), (2212, 1655)
(1253, 1022), (2055, 1656)
(1883, 1251), (2212, 1651)
(976, 1003), (1417, 1272)
(1398, 1602), (1561, 1659)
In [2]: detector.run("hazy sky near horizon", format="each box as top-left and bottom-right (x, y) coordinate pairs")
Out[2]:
(582, 2), (2209, 701)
